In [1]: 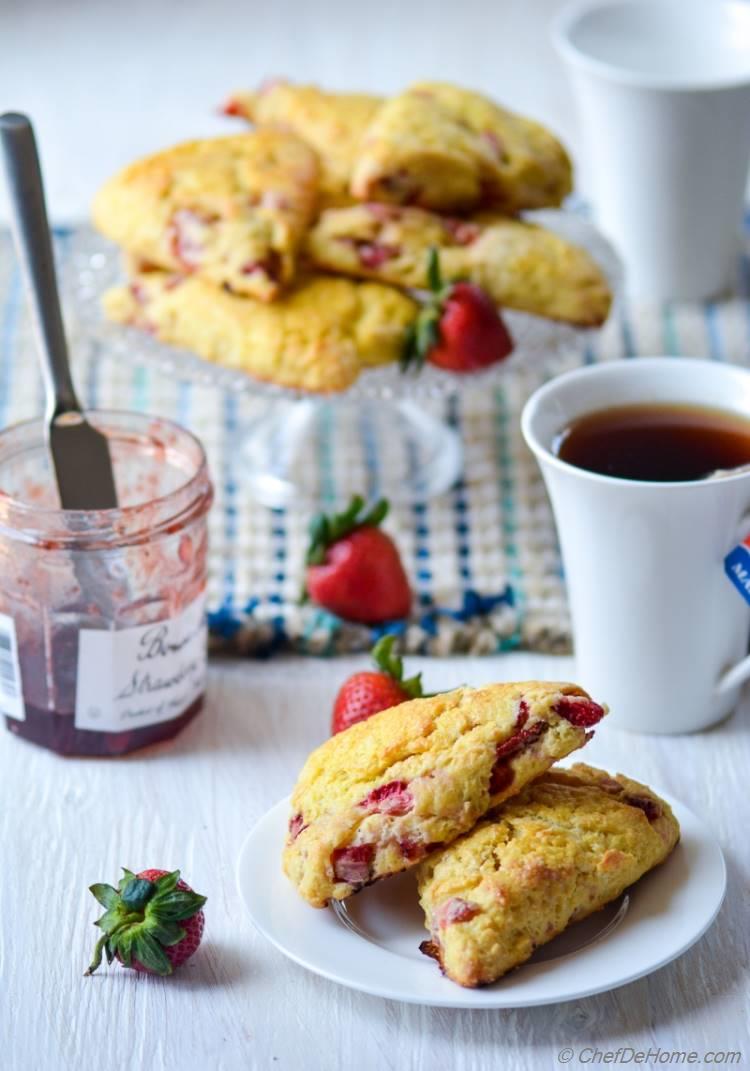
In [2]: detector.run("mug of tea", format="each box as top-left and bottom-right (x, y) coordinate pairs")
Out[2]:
(522, 357), (750, 734)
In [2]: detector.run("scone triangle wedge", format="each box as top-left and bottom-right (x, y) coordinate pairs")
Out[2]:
(93, 131), (319, 302)
(306, 204), (612, 327)
(350, 81), (573, 213)
(417, 763), (680, 987)
(104, 266), (417, 394)
(283, 681), (606, 907)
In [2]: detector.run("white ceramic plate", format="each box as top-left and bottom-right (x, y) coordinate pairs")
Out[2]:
(236, 789), (725, 1008)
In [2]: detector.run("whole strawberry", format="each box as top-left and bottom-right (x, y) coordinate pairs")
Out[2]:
(402, 248), (514, 373)
(85, 868), (206, 977)
(305, 496), (412, 623)
(332, 635), (423, 734)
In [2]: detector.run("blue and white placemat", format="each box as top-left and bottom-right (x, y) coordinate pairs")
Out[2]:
(1, 223), (750, 656)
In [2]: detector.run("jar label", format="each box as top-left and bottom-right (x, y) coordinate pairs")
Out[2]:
(0, 611), (25, 721)
(75, 593), (207, 733)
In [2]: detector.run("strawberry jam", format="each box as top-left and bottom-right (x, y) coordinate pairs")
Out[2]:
(0, 412), (213, 757)
(6, 696), (204, 756)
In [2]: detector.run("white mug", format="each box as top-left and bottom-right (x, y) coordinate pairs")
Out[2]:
(553, 0), (750, 301)
(522, 357), (750, 734)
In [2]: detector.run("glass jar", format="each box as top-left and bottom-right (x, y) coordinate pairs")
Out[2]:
(0, 411), (213, 756)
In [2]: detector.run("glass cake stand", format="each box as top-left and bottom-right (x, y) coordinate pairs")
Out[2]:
(64, 212), (622, 508)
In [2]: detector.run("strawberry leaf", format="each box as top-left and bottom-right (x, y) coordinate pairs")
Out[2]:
(111, 928), (134, 968)
(371, 636), (424, 698)
(148, 889), (207, 922)
(118, 868), (137, 892)
(401, 672), (424, 699)
(400, 251), (444, 373)
(359, 499), (389, 528)
(147, 919), (187, 947)
(94, 906), (123, 933)
(306, 514), (331, 566)
(426, 246), (443, 294)
(416, 311), (440, 355)
(305, 495), (388, 567)
(153, 870), (181, 895)
(121, 877), (157, 911)
(89, 883), (119, 909)
(132, 931), (172, 977)
(371, 637), (424, 698)
(372, 635), (403, 679)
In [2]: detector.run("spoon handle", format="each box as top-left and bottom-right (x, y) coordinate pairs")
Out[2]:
(0, 112), (80, 420)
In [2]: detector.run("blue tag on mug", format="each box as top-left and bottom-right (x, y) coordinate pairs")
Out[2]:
(724, 540), (750, 604)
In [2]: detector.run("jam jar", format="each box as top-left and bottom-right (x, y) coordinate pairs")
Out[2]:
(0, 411), (214, 756)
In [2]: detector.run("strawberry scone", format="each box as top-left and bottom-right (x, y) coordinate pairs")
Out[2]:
(417, 764), (679, 987)
(223, 80), (381, 206)
(351, 82), (573, 213)
(307, 204), (612, 327)
(103, 267), (417, 393)
(283, 682), (606, 907)
(92, 131), (319, 302)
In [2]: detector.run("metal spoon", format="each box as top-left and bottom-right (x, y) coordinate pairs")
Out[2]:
(0, 112), (117, 510)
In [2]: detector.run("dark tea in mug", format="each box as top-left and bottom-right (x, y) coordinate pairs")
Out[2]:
(553, 402), (750, 482)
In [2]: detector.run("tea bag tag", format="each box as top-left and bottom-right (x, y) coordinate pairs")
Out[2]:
(724, 538), (750, 604)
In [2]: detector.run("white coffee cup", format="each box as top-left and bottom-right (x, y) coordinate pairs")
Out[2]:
(553, 0), (750, 301)
(522, 357), (750, 733)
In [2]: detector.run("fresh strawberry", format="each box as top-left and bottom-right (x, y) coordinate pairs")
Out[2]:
(331, 635), (423, 734)
(85, 868), (206, 977)
(402, 248), (514, 373)
(305, 496), (412, 623)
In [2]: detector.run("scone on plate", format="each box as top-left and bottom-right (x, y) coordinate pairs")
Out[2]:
(223, 80), (381, 206)
(283, 682), (606, 907)
(417, 764), (680, 987)
(351, 82), (573, 213)
(307, 204), (612, 327)
(92, 131), (319, 302)
(104, 266), (417, 393)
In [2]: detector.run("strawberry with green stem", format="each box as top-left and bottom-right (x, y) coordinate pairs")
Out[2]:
(305, 495), (412, 624)
(85, 868), (206, 977)
(402, 248), (514, 373)
(331, 634), (425, 734)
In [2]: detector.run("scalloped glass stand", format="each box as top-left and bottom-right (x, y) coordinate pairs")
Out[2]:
(64, 215), (622, 506)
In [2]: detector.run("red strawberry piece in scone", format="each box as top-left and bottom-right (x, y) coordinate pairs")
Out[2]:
(442, 218), (482, 246)
(331, 843), (375, 885)
(356, 241), (400, 269)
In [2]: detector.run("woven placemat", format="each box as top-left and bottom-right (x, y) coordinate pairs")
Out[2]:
(2, 223), (750, 656)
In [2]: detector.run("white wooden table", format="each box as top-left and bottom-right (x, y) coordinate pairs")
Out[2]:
(2, 651), (747, 1071)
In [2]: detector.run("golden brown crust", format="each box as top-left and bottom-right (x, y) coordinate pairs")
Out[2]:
(306, 204), (612, 327)
(283, 682), (606, 907)
(92, 132), (319, 302)
(416, 763), (680, 987)
(224, 81), (381, 206)
(103, 266), (417, 393)
(351, 82), (573, 213)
